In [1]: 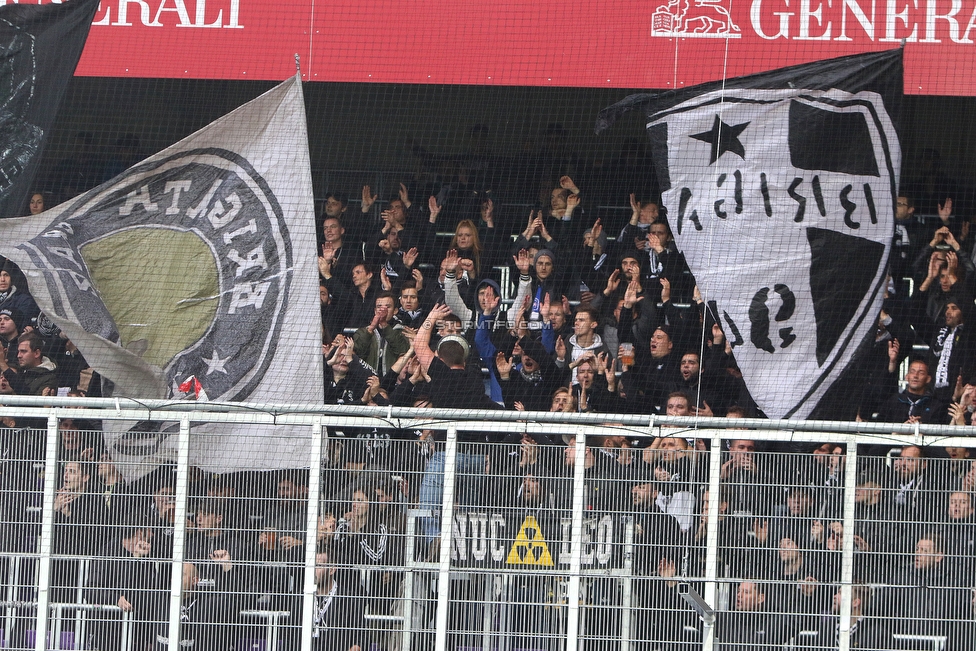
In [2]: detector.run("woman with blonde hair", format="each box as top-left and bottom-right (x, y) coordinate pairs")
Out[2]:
(448, 219), (483, 280)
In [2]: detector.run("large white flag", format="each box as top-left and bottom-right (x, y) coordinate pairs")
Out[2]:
(0, 74), (321, 474)
(598, 51), (902, 419)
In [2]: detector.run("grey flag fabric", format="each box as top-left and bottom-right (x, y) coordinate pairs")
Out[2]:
(598, 50), (903, 419)
(1, 0), (99, 219)
(0, 75), (321, 476)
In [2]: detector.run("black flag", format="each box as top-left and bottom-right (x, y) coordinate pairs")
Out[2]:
(0, 0), (99, 219)
(597, 50), (902, 419)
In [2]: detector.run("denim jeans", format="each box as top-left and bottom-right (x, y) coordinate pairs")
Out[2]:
(418, 449), (486, 541)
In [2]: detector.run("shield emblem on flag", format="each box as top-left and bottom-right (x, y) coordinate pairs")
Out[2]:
(597, 50), (902, 419)
(650, 88), (898, 418)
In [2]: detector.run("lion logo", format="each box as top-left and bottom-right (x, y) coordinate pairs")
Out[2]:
(651, 0), (742, 37)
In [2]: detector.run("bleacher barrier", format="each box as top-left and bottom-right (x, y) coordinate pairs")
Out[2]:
(1, 396), (975, 651)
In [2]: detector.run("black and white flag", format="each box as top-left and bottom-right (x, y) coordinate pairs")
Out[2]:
(1, 0), (99, 219)
(0, 75), (321, 476)
(598, 50), (902, 419)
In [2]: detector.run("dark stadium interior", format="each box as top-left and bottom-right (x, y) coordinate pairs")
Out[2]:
(33, 78), (976, 225)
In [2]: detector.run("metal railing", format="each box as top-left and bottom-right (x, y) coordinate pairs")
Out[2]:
(0, 396), (974, 651)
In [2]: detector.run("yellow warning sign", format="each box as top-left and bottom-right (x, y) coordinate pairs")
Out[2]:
(506, 515), (554, 566)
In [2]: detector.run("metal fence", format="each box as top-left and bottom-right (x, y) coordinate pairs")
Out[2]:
(1, 397), (974, 651)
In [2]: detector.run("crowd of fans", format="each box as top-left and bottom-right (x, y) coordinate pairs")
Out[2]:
(1, 419), (975, 649)
(314, 177), (976, 427)
(2, 171), (976, 650)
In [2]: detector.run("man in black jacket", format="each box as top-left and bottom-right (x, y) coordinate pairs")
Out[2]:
(186, 498), (251, 618)
(806, 585), (890, 650)
(620, 325), (682, 414)
(153, 563), (232, 650)
(87, 524), (169, 651)
(716, 580), (787, 650)
(880, 533), (972, 649)
(317, 216), (364, 291)
(496, 334), (566, 411)
(911, 291), (976, 402)
(876, 358), (948, 426)
(0, 332), (57, 396)
(309, 547), (366, 651)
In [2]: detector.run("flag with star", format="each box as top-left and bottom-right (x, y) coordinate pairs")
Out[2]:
(597, 50), (902, 419)
(0, 75), (321, 477)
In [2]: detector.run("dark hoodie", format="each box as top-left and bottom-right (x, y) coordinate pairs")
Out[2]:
(496, 334), (566, 411)
(0, 260), (40, 331)
(467, 277), (512, 404)
(444, 275), (503, 331)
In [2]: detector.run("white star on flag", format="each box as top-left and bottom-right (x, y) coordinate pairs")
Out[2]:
(203, 350), (229, 375)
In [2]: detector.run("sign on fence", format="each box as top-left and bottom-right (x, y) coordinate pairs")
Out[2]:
(451, 511), (626, 569)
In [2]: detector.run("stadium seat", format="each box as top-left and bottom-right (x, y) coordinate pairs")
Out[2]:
(24, 630), (75, 650)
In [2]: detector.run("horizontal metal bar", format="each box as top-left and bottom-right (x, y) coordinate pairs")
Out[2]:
(3, 397), (976, 449)
(240, 611), (292, 618)
(0, 601), (123, 613)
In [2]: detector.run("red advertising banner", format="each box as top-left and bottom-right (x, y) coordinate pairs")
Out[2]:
(9, 0), (976, 95)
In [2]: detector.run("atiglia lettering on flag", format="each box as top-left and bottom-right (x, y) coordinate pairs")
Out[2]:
(0, 74), (321, 476)
(597, 50), (902, 419)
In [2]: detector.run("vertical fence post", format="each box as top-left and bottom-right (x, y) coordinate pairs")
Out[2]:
(301, 418), (325, 651)
(401, 511), (419, 651)
(838, 442), (859, 651)
(701, 433), (723, 651)
(619, 517), (635, 651)
(166, 418), (192, 651)
(34, 415), (60, 651)
(5, 557), (20, 647)
(565, 428), (588, 651)
(434, 427), (458, 650)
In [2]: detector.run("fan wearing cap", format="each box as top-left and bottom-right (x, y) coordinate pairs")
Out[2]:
(448, 262), (521, 404)
(508, 226), (566, 327)
(494, 334), (565, 412)
(413, 304), (499, 544)
(414, 303), (498, 412)
(524, 249), (562, 331)
(0, 331), (57, 396)
(0, 260), (40, 331)
(0, 307), (22, 370)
